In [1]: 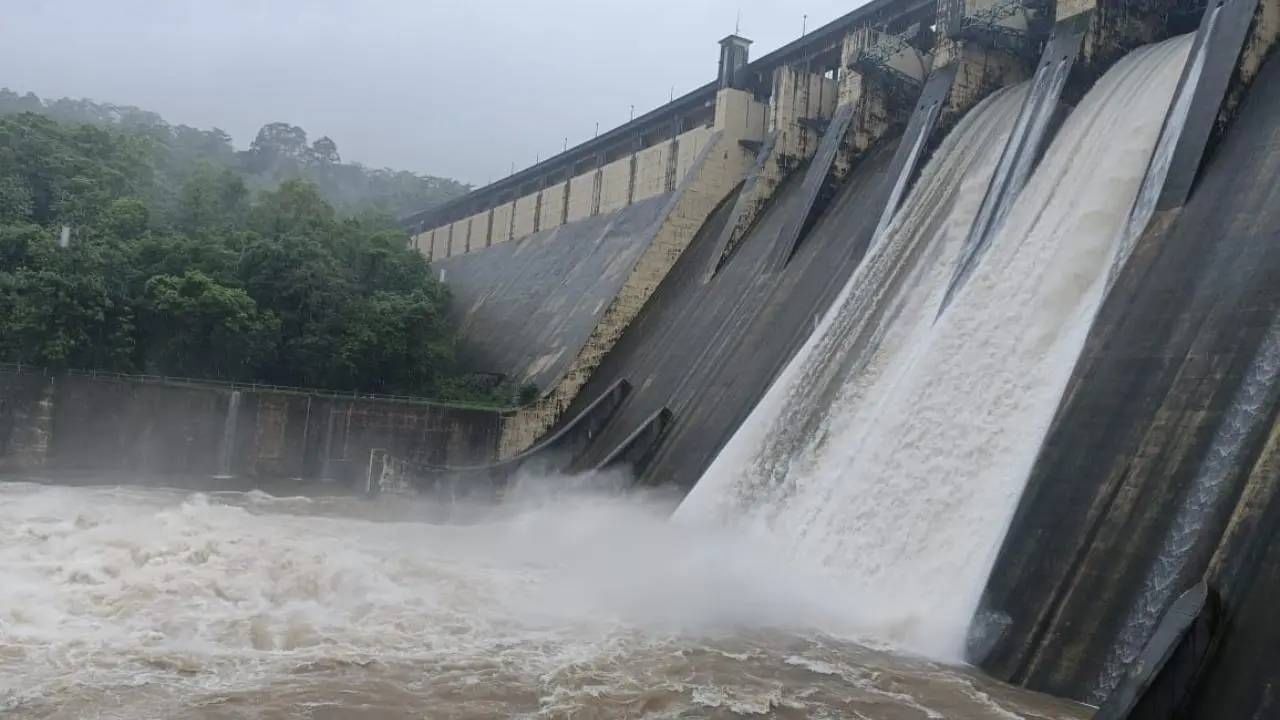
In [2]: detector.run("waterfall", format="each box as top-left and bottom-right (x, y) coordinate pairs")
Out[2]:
(1111, 6), (1220, 279)
(677, 35), (1193, 659)
(216, 391), (242, 478)
(677, 82), (1030, 527)
(941, 54), (1073, 315)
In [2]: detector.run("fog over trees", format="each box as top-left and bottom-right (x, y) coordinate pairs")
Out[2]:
(0, 94), (523, 405)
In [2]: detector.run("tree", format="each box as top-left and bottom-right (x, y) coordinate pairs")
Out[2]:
(102, 198), (149, 238)
(139, 271), (279, 379)
(247, 122), (309, 174)
(0, 174), (32, 222)
(0, 100), (498, 402)
(0, 264), (136, 371)
(176, 165), (249, 235)
(309, 136), (340, 165)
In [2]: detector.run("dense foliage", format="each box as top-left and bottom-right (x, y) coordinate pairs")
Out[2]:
(0, 111), (511, 403)
(0, 88), (471, 219)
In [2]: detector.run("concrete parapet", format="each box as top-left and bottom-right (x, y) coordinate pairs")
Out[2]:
(432, 227), (451, 260)
(466, 211), (490, 249)
(598, 156), (633, 214)
(540, 181), (568, 231)
(634, 141), (672, 201)
(490, 202), (514, 245)
(512, 193), (538, 238)
(676, 126), (716, 179)
(411, 230), (429, 258)
(423, 123), (739, 261)
(449, 220), (470, 256)
(566, 171), (596, 223)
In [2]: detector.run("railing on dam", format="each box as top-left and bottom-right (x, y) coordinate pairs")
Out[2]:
(399, 0), (937, 241)
(0, 362), (517, 411)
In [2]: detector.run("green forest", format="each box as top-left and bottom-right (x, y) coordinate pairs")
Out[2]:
(0, 93), (514, 405)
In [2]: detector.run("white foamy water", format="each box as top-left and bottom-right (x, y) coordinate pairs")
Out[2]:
(678, 35), (1193, 661)
(0, 480), (1087, 719)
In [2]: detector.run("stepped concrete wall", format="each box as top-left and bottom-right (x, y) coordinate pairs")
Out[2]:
(563, 138), (898, 487)
(434, 193), (675, 390)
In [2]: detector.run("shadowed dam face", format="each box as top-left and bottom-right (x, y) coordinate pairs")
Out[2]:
(677, 35), (1193, 660)
(975, 48), (1280, 714)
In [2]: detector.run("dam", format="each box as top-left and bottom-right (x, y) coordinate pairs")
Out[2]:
(2, 0), (1280, 716)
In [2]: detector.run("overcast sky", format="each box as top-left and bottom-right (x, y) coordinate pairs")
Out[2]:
(1, 1), (864, 185)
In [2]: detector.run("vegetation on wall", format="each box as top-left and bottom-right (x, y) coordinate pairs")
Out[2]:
(0, 109), (525, 405)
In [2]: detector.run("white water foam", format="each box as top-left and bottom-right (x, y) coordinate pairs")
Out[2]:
(0, 482), (1088, 719)
(678, 35), (1193, 660)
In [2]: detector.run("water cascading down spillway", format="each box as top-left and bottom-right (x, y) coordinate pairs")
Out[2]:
(216, 390), (242, 479)
(677, 34), (1195, 659)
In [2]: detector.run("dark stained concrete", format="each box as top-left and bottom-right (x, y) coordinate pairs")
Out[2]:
(768, 102), (857, 271)
(973, 53), (1280, 716)
(563, 138), (897, 490)
(0, 372), (502, 486)
(435, 193), (673, 389)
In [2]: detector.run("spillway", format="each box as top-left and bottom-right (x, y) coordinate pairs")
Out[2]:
(678, 35), (1193, 660)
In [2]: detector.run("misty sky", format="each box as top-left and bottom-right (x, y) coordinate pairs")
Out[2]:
(2, 1), (864, 186)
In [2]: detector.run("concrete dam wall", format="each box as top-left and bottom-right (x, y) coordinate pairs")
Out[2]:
(564, 140), (898, 489)
(0, 370), (501, 486)
(435, 193), (673, 390)
(975, 46), (1280, 713)
(405, 0), (1280, 712)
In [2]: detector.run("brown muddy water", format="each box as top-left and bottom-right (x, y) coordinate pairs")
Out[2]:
(0, 477), (1089, 719)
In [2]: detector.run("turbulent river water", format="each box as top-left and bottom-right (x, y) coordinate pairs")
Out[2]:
(0, 479), (1088, 719)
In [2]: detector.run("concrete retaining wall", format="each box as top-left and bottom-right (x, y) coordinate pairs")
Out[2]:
(0, 372), (54, 472)
(0, 371), (503, 486)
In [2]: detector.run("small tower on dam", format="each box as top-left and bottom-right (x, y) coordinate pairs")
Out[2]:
(718, 34), (753, 89)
